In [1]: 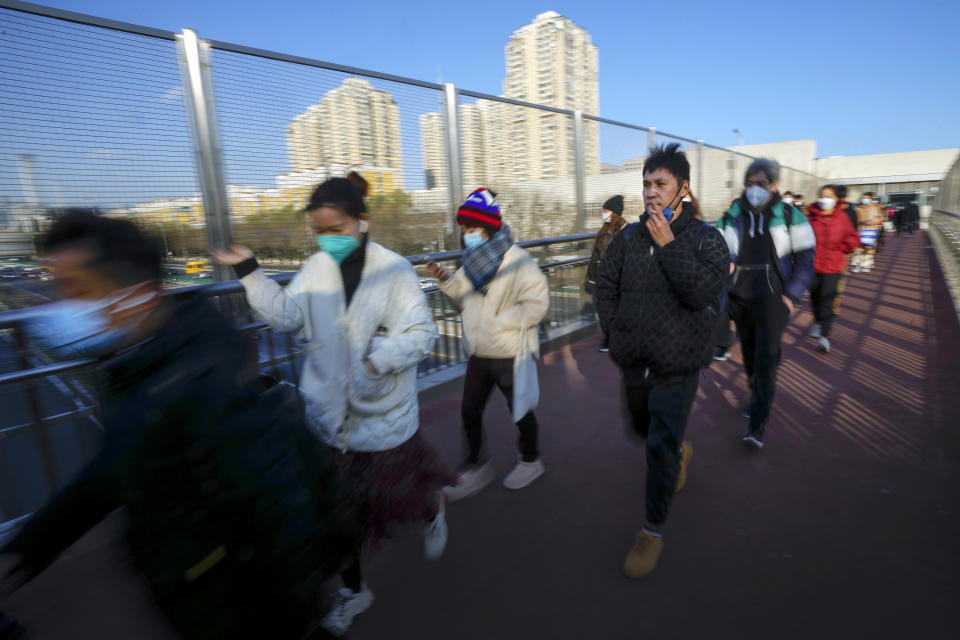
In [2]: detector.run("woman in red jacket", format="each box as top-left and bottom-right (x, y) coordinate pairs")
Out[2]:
(806, 185), (860, 353)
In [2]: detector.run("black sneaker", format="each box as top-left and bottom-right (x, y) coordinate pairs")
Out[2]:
(598, 345), (610, 353)
(742, 433), (764, 449)
(712, 347), (731, 361)
(742, 422), (765, 450)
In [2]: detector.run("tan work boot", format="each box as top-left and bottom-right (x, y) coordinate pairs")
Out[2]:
(623, 529), (664, 578)
(675, 441), (693, 492)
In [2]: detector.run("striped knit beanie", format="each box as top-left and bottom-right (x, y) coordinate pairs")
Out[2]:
(456, 188), (502, 230)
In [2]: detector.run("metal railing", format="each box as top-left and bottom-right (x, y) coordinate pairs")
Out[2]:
(930, 210), (960, 316)
(0, 234), (593, 529)
(0, 0), (823, 266)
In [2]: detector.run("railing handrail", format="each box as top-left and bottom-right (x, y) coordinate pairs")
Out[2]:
(0, 0), (823, 178)
(934, 209), (960, 219)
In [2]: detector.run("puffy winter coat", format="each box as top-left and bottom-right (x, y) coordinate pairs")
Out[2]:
(240, 240), (437, 452)
(718, 196), (816, 304)
(595, 209), (729, 376)
(439, 244), (548, 359)
(3, 293), (353, 639)
(807, 205), (861, 274)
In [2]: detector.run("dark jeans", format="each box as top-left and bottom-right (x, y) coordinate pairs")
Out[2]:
(809, 273), (842, 337)
(621, 369), (700, 527)
(462, 356), (539, 464)
(715, 304), (734, 351)
(730, 295), (790, 436)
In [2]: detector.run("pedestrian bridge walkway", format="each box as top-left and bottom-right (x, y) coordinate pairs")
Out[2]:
(3, 232), (959, 639)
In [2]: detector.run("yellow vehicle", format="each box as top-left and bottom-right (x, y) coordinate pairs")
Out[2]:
(185, 261), (208, 277)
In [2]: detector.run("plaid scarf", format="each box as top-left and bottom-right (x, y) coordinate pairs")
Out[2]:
(463, 225), (514, 294)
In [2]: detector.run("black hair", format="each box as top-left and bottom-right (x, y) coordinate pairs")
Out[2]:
(783, 191), (794, 197)
(833, 184), (848, 199)
(643, 143), (690, 185)
(42, 210), (162, 286)
(794, 193), (804, 200)
(306, 178), (366, 218)
(862, 191), (874, 198)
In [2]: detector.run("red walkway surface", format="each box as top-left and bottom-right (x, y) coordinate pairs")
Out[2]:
(3, 233), (959, 639)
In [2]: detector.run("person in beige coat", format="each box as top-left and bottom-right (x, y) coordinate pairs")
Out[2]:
(428, 188), (549, 500)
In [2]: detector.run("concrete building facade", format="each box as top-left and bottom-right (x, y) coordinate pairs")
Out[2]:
(286, 78), (404, 187)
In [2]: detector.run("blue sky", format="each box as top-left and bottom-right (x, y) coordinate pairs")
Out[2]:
(2, 0), (958, 209)
(38, 0), (960, 157)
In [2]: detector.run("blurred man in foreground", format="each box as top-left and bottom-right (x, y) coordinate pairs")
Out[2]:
(0, 212), (351, 639)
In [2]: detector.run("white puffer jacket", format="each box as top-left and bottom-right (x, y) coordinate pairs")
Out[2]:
(439, 244), (549, 359)
(239, 241), (438, 452)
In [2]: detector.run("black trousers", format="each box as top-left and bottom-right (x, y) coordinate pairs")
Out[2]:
(621, 369), (700, 526)
(715, 304), (734, 351)
(462, 356), (539, 464)
(809, 272), (842, 337)
(730, 295), (790, 435)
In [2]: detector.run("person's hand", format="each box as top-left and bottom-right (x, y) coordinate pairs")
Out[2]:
(782, 295), (796, 315)
(646, 209), (675, 247)
(729, 261), (736, 275)
(211, 244), (254, 266)
(427, 261), (450, 283)
(0, 553), (29, 600)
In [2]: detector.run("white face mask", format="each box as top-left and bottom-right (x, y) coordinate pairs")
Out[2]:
(745, 185), (769, 209)
(782, 197), (794, 205)
(860, 199), (871, 205)
(602, 211), (613, 223)
(817, 197), (837, 211)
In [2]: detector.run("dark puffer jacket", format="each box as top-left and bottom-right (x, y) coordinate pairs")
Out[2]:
(595, 209), (730, 376)
(3, 293), (354, 639)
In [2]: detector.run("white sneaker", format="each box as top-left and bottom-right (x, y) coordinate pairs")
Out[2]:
(503, 457), (545, 490)
(808, 323), (822, 339)
(321, 584), (375, 637)
(817, 336), (831, 353)
(422, 498), (447, 561)
(443, 461), (494, 503)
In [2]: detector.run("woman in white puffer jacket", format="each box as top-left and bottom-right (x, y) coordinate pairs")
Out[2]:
(213, 176), (454, 638)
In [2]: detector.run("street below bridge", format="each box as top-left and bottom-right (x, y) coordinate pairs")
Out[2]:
(2, 233), (958, 639)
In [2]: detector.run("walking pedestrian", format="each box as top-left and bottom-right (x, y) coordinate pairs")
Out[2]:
(214, 177), (454, 637)
(806, 185), (861, 353)
(1, 212), (353, 639)
(595, 144), (729, 577)
(585, 195), (627, 352)
(851, 192), (884, 273)
(902, 200), (920, 236)
(718, 158), (816, 449)
(429, 188), (550, 501)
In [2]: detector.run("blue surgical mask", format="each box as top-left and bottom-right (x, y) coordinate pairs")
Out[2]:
(27, 289), (156, 359)
(652, 180), (686, 222)
(463, 230), (487, 249)
(317, 234), (360, 264)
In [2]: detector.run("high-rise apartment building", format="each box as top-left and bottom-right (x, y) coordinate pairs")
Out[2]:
(420, 103), (491, 190)
(286, 78), (404, 187)
(500, 11), (599, 181)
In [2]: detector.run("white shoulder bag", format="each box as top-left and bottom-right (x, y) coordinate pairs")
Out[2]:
(512, 319), (540, 423)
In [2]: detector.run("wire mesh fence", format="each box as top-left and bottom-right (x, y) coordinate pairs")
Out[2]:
(0, 2), (828, 295)
(0, 7), (197, 236)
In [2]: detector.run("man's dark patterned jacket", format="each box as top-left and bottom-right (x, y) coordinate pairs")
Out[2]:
(595, 209), (730, 376)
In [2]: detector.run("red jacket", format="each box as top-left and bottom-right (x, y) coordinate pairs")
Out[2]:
(807, 205), (860, 274)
